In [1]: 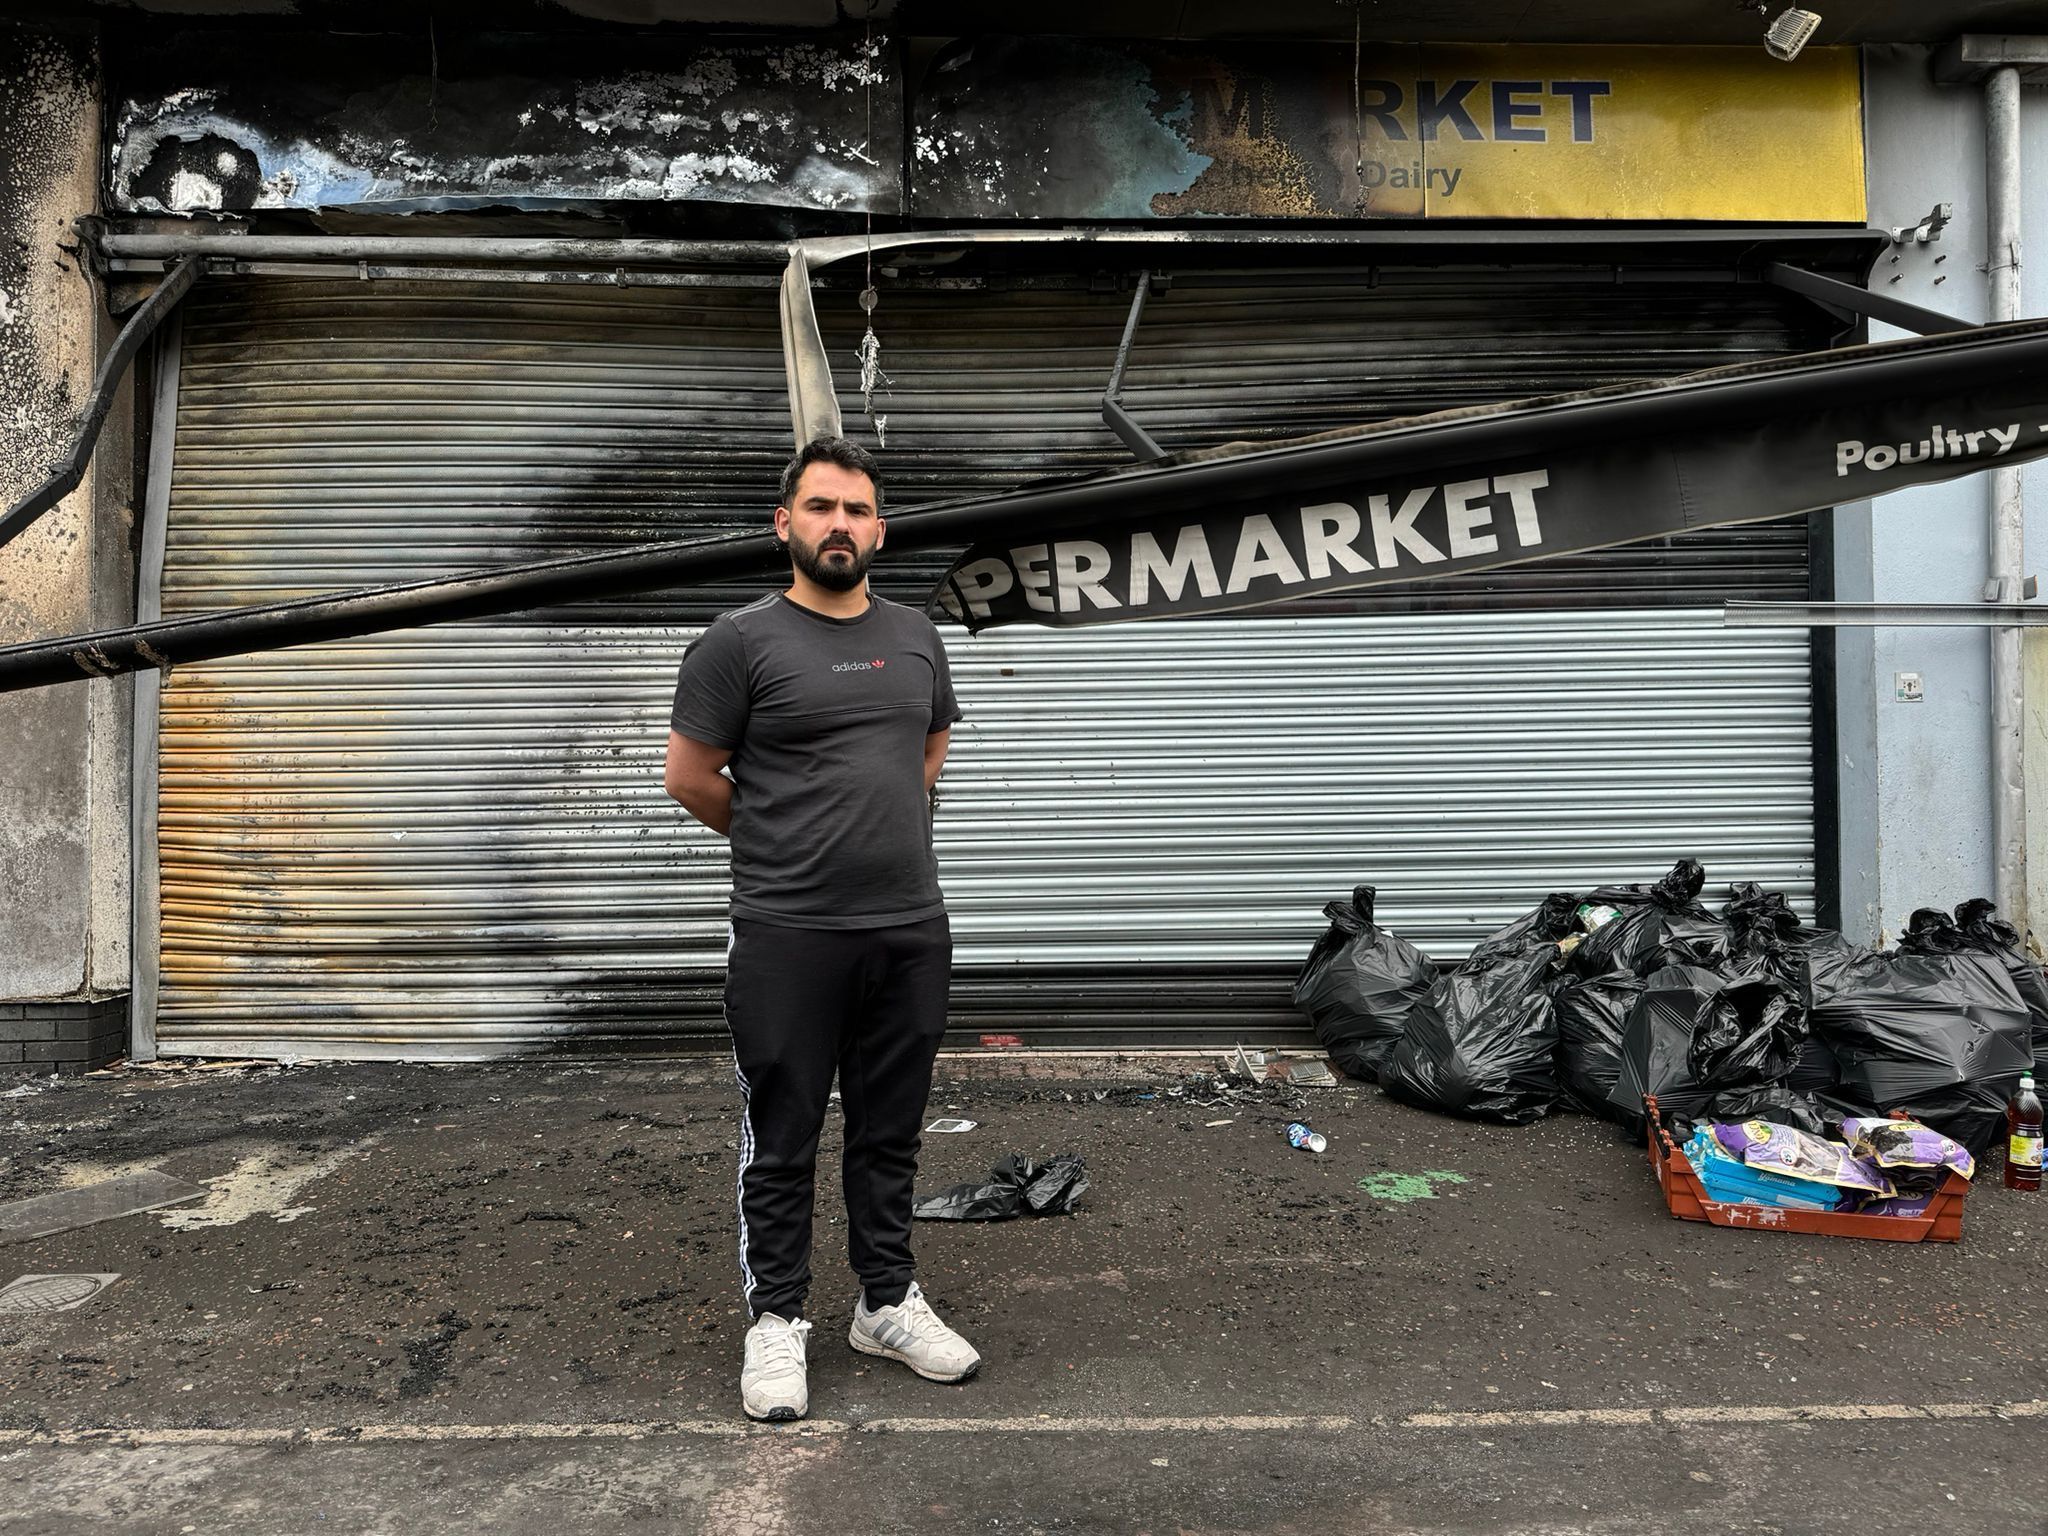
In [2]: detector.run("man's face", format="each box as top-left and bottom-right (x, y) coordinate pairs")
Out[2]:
(777, 461), (883, 593)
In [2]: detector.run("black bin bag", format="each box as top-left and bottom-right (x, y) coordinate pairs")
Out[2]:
(1712, 881), (1815, 1028)
(1555, 972), (1644, 1116)
(1813, 941), (2033, 1159)
(1292, 885), (1438, 1083)
(1953, 897), (2048, 1073)
(1381, 944), (1561, 1126)
(1606, 963), (1807, 1130)
(1572, 859), (1722, 979)
(1465, 891), (1580, 970)
(1801, 928), (1870, 1011)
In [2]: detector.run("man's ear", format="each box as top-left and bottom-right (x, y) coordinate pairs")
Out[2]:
(773, 505), (791, 543)
(874, 514), (886, 550)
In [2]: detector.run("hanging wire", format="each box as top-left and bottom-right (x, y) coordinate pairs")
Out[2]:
(1350, 2), (1372, 213)
(856, 1), (889, 447)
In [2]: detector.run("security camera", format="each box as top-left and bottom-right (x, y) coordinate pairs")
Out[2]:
(1743, 4), (1822, 62)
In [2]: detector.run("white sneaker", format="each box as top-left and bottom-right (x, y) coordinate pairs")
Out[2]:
(849, 1282), (981, 1383)
(740, 1313), (812, 1422)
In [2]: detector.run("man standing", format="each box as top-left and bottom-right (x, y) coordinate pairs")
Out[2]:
(664, 436), (980, 1422)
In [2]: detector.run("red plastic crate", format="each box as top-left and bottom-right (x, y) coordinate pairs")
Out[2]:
(1643, 1096), (1969, 1243)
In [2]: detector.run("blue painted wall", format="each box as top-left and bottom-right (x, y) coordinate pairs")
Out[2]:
(1847, 46), (2048, 941)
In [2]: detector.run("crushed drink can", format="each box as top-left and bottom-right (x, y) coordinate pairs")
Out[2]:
(1286, 1121), (1327, 1153)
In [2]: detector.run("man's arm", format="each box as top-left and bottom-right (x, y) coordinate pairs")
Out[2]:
(923, 727), (950, 794)
(665, 730), (735, 837)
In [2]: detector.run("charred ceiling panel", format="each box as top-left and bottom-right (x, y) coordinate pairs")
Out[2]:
(109, 30), (902, 215)
(912, 35), (1346, 221)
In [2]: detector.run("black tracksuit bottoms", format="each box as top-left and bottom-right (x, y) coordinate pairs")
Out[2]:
(724, 914), (952, 1321)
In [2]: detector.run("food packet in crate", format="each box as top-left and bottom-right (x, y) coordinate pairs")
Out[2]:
(1708, 1118), (1894, 1198)
(1841, 1116), (1977, 1190)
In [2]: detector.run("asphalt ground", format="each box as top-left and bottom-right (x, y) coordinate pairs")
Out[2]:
(1, 1055), (2044, 1535)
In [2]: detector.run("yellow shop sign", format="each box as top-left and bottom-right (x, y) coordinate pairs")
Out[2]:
(1336, 45), (1864, 220)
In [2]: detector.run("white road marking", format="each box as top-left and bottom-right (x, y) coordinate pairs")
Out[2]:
(0, 1400), (2042, 1448)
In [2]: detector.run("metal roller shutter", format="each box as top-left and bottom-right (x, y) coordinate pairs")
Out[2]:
(152, 267), (1824, 1056)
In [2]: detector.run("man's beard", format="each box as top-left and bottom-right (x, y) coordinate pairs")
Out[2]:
(788, 531), (875, 592)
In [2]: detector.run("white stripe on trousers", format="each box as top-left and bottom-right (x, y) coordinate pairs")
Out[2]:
(724, 923), (761, 1313)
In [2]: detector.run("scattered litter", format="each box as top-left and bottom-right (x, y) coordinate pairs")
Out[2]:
(1204, 1118), (1235, 1128)
(1285, 1121), (1327, 1153)
(1097, 1069), (1313, 1114)
(0, 1171), (204, 1245)
(0, 1273), (121, 1315)
(978, 1034), (1024, 1048)
(245, 1280), (300, 1294)
(1229, 1044), (1338, 1089)
(1, 1082), (43, 1100)
(925, 1117), (978, 1134)
(912, 1153), (1088, 1222)
(114, 1057), (303, 1076)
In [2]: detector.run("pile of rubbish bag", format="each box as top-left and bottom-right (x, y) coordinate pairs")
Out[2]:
(1294, 860), (2044, 1158)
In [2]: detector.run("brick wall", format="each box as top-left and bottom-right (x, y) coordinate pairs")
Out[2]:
(0, 994), (128, 1075)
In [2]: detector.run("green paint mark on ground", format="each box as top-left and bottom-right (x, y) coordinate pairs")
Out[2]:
(1359, 1170), (1469, 1203)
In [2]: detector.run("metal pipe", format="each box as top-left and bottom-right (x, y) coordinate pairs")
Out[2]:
(96, 234), (792, 266)
(1987, 65), (2028, 924)
(1102, 274), (1165, 463)
(129, 307), (183, 1064)
(183, 261), (781, 290)
(96, 225), (1892, 274)
(6, 312), (2048, 694)
(1726, 601), (2048, 627)
(0, 256), (199, 551)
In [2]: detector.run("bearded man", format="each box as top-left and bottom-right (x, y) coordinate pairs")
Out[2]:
(663, 435), (980, 1422)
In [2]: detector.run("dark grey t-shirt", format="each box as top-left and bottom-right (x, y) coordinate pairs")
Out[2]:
(669, 592), (963, 929)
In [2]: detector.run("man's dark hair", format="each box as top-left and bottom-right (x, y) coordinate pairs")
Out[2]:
(779, 435), (883, 512)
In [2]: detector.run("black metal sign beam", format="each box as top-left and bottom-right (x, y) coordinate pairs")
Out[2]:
(935, 313), (2048, 628)
(1764, 261), (1972, 338)
(5, 314), (2048, 692)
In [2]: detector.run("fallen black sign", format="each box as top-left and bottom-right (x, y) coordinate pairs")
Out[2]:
(933, 317), (2048, 630)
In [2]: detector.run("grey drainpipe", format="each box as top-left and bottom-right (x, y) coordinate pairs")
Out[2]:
(1986, 66), (2028, 926)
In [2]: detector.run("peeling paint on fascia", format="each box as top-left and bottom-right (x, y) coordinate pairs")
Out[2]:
(0, 288), (18, 328)
(115, 101), (387, 213)
(165, 168), (224, 210)
(572, 60), (743, 137)
(763, 37), (887, 93)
